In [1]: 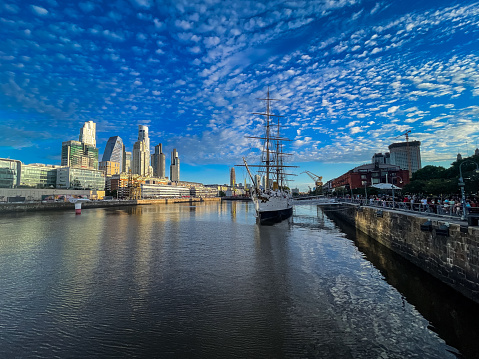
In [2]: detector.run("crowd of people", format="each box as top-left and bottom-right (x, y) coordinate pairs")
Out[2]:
(342, 194), (479, 217)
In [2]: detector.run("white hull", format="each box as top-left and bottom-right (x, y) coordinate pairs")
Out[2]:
(252, 190), (293, 224)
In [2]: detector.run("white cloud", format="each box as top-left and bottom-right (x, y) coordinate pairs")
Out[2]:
(31, 5), (48, 16)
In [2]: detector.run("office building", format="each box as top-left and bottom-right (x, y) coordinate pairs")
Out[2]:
(132, 125), (150, 176)
(102, 136), (124, 173)
(151, 143), (166, 178)
(99, 161), (120, 176)
(372, 152), (390, 165)
(56, 167), (105, 190)
(79, 121), (96, 147)
(61, 140), (99, 170)
(389, 141), (421, 175)
(0, 158), (21, 188)
(19, 163), (57, 188)
(170, 149), (180, 182)
(230, 167), (236, 187)
(124, 151), (131, 174)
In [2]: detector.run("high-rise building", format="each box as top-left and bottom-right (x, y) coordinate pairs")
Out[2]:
(124, 151), (131, 174)
(102, 136), (124, 173)
(389, 141), (421, 175)
(79, 121), (96, 147)
(0, 158), (21, 188)
(61, 140), (99, 170)
(170, 149), (180, 182)
(230, 167), (236, 187)
(132, 125), (150, 176)
(151, 143), (166, 178)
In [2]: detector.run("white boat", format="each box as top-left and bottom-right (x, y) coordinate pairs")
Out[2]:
(241, 89), (296, 225)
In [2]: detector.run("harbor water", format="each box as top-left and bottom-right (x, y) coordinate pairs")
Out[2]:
(1, 201), (478, 358)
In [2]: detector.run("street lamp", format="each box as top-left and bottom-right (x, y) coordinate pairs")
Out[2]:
(391, 175), (403, 209)
(458, 160), (479, 220)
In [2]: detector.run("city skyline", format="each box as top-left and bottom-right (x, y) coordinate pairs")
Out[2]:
(1, 0), (479, 190)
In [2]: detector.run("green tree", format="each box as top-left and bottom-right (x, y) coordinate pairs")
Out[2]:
(411, 165), (446, 181)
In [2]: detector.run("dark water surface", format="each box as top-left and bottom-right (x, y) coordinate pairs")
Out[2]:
(0, 201), (478, 358)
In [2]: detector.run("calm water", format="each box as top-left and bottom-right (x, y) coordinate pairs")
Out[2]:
(0, 201), (478, 358)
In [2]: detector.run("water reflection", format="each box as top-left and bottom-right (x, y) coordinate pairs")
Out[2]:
(325, 208), (479, 359)
(0, 202), (475, 358)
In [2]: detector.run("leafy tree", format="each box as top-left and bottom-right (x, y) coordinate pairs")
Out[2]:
(411, 165), (445, 181)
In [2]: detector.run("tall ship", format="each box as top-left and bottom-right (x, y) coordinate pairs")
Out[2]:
(242, 89), (296, 225)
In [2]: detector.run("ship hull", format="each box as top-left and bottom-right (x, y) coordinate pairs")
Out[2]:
(257, 206), (293, 225)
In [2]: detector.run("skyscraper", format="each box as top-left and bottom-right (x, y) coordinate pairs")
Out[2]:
(61, 140), (99, 170)
(79, 121), (96, 147)
(132, 125), (150, 176)
(101, 136), (124, 173)
(124, 151), (131, 174)
(151, 143), (166, 178)
(230, 167), (236, 187)
(170, 149), (180, 182)
(389, 141), (421, 176)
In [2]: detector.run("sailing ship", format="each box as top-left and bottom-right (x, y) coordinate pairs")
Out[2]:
(242, 89), (296, 225)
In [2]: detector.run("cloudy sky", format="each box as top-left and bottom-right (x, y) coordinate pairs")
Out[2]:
(1, 0), (479, 189)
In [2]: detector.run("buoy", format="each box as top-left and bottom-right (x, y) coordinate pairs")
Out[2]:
(75, 202), (82, 215)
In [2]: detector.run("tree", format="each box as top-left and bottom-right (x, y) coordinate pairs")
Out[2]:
(411, 165), (446, 181)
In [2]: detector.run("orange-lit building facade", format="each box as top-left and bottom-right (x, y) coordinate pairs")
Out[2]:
(330, 163), (410, 191)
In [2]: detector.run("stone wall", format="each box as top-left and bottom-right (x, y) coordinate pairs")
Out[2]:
(324, 203), (479, 304)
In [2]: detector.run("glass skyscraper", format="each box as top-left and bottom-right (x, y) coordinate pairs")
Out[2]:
(170, 149), (180, 182)
(151, 143), (166, 178)
(132, 125), (150, 176)
(101, 136), (124, 173)
(61, 140), (99, 170)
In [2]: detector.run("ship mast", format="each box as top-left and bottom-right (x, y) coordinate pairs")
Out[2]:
(265, 88), (271, 189)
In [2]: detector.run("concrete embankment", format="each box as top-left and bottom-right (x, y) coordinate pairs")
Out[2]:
(323, 203), (479, 304)
(0, 197), (221, 213)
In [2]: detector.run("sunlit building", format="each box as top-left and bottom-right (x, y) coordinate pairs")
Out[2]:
(56, 167), (105, 190)
(0, 158), (21, 188)
(151, 143), (166, 178)
(19, 163), (57, 188)
(99, 161), (120, 176)
(79, 121), (96, 147)
(389, 141), (421, 175)
(61, 140), (99, 170)
(170, 149), (180, 182)
(132, 125), (150, 176)
(124, 151), (131, 174)
(230, 167), (236, 187)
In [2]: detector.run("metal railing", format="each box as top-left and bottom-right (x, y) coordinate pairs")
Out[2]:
(336, 198), (467, 220)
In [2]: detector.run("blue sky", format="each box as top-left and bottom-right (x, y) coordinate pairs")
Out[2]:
(1, 0), (479, 190)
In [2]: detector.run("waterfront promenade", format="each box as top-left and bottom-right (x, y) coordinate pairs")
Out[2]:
(0, 197), (221, 213)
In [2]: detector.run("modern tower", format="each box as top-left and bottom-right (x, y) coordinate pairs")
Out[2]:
(132, 125), (150, 176)
(152, 143), (166, 178)
(101, 136), (124, 173)
(79, 121), (96, 147)
(61, 140), (99, 170)
(124, 151), (131, 174)
(170, 149), (180, 182)
(230, 167), (236, 187)
(388, 141), (421, 175)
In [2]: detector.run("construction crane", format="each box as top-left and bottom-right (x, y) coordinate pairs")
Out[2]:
(302, 171), (323, 194)
(394, 130), (412, 178)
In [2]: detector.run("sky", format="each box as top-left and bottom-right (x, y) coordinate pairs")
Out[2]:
(1, 0), (479, 191)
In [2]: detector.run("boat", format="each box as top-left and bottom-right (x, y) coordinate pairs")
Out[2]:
(241, 89), (296, 225)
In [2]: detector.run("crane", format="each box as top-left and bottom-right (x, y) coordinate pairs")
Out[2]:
(394, 130), (412, 178)
(302, 171), (323, 194)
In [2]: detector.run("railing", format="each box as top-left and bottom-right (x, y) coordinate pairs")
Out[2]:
(336, 198), (467, 219)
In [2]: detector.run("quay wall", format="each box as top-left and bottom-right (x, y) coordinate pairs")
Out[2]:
(0, 197), (221, 213)
(324, 204), (479, 304)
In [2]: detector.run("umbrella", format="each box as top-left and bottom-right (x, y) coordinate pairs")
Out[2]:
(370, 183), (401, 190)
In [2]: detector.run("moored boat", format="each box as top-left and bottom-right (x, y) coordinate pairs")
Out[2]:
(241, 89), (296, 225)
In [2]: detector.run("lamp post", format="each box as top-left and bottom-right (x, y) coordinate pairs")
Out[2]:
(458, 160), (479, 220)
(391, 175), (403, 209)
